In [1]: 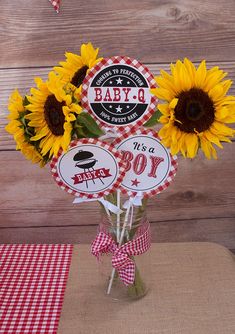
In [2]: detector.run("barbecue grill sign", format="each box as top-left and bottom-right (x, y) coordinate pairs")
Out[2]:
(81, 56), (157, 130)
(50, 139), (126, 199)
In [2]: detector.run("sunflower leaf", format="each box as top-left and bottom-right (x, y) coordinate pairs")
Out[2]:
(82, 126), (101, 138)
(143, 109), (162, 127)
(74, 123), (99, 139)
(78, 112), (104, 137)
(75, 126), (87, 138)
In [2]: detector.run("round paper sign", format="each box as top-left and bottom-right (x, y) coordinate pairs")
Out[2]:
(50, 139), (126, 199)
(112, 129), (177, 197)
(81, 56), (157, 130)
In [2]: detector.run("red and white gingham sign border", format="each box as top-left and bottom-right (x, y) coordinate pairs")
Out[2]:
(112, 128), (178, 198)
(50, 138), (126, 199)
(81, 56), (158, 132)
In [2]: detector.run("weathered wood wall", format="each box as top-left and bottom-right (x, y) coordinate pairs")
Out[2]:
(1, 0), (235, 248)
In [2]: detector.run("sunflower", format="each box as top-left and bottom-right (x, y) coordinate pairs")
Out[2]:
(19, 142), (45, 166)
(151, 59), (235, 159)
(5, 90), (44, 166)
(5, 90), (25, 145)
(26, 71), (82, 158)
(54, 42), (102, 91)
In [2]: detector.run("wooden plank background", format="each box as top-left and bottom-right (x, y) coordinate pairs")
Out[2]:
(1, 0), (235, 249)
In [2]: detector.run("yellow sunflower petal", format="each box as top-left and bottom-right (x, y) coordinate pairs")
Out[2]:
(219, 103), (235, 123)
(183, 58), (196, 82)
(62, 105), (71, 116)
(159, 69), (174, 82)
(210, 121), (235, 137)
(5, 120), (21, 133)
(216, 136), (232, 143)
(61, 133), (71, 152)
(169, 98), (178, 110)
(158, 104), (170, 116)
(158, 124), (170, 139)
(65, 52), (83, 67)
(51, 137), (62, 157)
(8, 89), (24, 112)
(208, 83), (225, 102)
(221, 80), (233, 96)
(221, 116), (235, 123)
(200, 136), (213, 159)
(179, 63), (193, 91)
(81, 42), (99, 67)
(34, 77), (44, 87)
(65, 113), (76, 122)
(40, 134), (55, 156)
(20, 142), (43, 164)
(185, 133), (199, 158)
(170, 140), (180, 155)
(203, 68), (227, 92)
(151, 87), (174, 102)
(195, 60), (207, 88)
(161, 136), (172, 147)
(170, 63), (176, 77)
(172, 60), (184, 92)
(159, 115), (169, 124)
(178, 132), (187, 157)
(210, 145), (218, 159)
(171, 126), (181, 143)
(155, 76), (176, 97)
(70, 103), (82, 114)
(31, 126), (50, 141)
(215, 106), (230, 120)
(204, 130), (223, 148)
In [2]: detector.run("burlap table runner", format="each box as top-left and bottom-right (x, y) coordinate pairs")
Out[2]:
(58, 243), (235, 334)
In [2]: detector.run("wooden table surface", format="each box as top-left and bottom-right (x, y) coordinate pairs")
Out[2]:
(0, 1), (235, 248)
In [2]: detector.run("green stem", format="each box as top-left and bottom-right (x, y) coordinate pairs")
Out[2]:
(127, 264), (146, 298)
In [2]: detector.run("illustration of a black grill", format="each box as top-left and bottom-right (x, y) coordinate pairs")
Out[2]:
(73, 150), (104, 188)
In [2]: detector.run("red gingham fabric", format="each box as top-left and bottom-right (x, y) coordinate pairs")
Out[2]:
(91, 221), (151, 285)
(0, 244), (73, 333)
(49, 0), (60, 13)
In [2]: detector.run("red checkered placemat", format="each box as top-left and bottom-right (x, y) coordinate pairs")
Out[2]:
(0, 244), (73, 333)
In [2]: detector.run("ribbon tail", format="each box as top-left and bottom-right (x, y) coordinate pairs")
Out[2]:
(99, 198), (123, 215)
(73, 197), (97, 204)
(99, 127), (119, 140)
(118, 261), (135, 286)
(73, 197), (123, 215)
(123, 192), (143, 209)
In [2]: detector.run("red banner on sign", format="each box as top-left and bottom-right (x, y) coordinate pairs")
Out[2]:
(72, 168), (111, 185)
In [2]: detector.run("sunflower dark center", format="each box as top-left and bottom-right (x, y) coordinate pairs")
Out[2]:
(174, 88), (215, 133)
(44, 95), (65, 136)
(71, 65), (88, 87)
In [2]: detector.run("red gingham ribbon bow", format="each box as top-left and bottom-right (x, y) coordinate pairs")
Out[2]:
(91, 222), (151, 285)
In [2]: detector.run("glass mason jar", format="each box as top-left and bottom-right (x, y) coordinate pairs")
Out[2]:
(96, 196), (151, 301)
